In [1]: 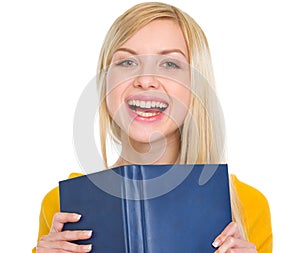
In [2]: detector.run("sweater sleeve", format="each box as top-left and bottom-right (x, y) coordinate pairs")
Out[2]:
(232, 175), (273, 253)
(32, 173), (83, 253)
(32, 186), (60, 253)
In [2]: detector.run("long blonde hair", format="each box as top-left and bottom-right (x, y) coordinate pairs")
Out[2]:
(96, 2), (247, 239)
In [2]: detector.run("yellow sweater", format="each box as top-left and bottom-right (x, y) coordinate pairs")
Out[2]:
(32, 173), (272, 252)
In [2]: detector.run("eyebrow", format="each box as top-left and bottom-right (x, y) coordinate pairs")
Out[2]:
(115, 48), (188, 59)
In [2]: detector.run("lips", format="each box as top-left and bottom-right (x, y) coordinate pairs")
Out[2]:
(126, 98), (168, 119)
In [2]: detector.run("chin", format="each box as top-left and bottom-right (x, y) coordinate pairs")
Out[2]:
(128, 126), (178, 144)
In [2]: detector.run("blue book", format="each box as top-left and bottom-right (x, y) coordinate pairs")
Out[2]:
(59, 164), (232, 253)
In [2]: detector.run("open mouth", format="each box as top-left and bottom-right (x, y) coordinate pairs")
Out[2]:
(127, 99), (168, 118)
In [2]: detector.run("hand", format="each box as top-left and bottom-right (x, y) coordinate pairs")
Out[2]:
(212, 221), (257, 253)
(36, 212), (92, 253)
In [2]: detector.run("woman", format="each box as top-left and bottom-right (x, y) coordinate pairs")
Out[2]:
(34, 2), (272, 252)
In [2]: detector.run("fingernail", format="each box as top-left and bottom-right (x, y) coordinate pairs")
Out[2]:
(212, 238), (221, 248)
(85, 230), (93, 237)
(82, 244), (92, 251)
(74, 213), (82, 220)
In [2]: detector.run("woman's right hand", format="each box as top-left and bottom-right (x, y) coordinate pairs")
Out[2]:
(36, 212), (92, 253)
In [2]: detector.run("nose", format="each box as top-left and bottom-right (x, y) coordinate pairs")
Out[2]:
(133, 74), (160, 89)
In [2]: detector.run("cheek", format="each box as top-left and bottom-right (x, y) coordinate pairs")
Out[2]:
(171, 83), (191, 108)
(105, 73), (130, 115)
(105, 82), (132, 133)
(105, 84), (124, 119)
(168, 85), (191, 126)
(178, 88), (191, 109)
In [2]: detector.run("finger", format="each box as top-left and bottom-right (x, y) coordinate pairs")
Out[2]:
(214, 248), (257, 253)
(42, 230), (92, 242)
(50, 212), (82, 233)
(37, 240), (92, 253)
(212, 222), (243, 247)
(214, 249), (257, 253)
(214, 237), (257, 253)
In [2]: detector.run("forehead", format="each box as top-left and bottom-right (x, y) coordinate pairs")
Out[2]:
(118, 19), (188, 58)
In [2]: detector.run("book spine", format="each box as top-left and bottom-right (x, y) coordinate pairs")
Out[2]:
(122, 165), (145, 253)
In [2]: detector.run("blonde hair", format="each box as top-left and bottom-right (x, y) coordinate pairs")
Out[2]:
(96, 2), (247, 239)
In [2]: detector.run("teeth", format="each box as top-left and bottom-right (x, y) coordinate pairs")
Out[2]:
(136, 111), (160, 117)
(127, 99), (168, 109)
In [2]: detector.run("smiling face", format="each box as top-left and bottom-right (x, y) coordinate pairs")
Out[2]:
(105, 19), (191, 147)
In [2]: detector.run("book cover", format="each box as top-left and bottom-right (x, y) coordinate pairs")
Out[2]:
(59, 164), (232, 252)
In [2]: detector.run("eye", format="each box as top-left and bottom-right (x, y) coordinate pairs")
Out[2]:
(161, 61), (180, 69)
(115, 59), (137, 67)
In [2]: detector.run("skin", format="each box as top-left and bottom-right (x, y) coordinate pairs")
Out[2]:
(36, 19), (257, 253)
(36, 213), (92, 252)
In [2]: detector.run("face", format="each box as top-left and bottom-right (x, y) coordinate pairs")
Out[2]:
(106, 19), (191, 145)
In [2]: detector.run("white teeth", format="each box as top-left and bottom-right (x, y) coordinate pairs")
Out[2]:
(136, 111), (159, 117)
(127, 99), (168, 109)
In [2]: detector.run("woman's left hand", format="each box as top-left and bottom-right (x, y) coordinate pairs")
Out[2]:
(212, 221), (257, 253)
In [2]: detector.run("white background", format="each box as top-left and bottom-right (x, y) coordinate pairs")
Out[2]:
(0, 0), (299, 252)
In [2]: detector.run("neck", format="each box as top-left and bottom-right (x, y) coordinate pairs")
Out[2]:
(114, 131), (181, 167)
